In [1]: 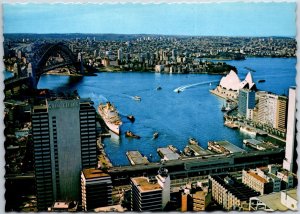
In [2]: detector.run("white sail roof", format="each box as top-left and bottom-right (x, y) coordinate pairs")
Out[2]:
(220, 71), (256, 91)
(219, 70), (241, 91)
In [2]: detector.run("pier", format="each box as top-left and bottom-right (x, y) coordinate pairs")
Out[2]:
(243, 139), (279, 151)
(157, 146), (180, 161)
(187, 144), (214, 156)
(208, 140), (245, 154)
(126, 151), (149, 166)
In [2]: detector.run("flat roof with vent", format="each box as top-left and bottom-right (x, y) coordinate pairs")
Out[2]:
(131, 177), (162, 193)
(82, 168), (110, 180)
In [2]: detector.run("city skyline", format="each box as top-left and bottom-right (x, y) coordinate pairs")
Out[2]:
(3, 2), (296, 37)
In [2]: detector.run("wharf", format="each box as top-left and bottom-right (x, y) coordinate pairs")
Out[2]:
(208, 140), (245, 154)
(97, 137), (113, 169)
(187, 144), (214, 156)
(224, 121), (240, 129)
(157, 146), (180, 161)
(126, 151), (149, 166)
(243, 139), (278, 151)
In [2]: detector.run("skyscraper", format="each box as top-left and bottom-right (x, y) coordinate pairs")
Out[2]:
(283, 87), (297, 172)
(32, 98), (97, 210)
(238, 89), (256, 119)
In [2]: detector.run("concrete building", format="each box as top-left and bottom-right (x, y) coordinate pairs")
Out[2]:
(283, 87), (297, 172)
(32, 98), (97, 210)
(156, 168), (170, 208)
(249, 188), (297, 211)
(257, 92), (287, 131)
(190, 190), (211, 211)
(131, 176), (163, 211)
(49, 201), (78, 212)
(131, 168), (170, 211)
(242, 168), (280, 195)
(238, 88), (256, 119)
(117, 48), (123, 61)
(81, 168), (113, 211)
(209, 174), (259, 211)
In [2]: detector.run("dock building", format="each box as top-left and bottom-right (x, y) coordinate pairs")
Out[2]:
(81, 168), (113, 211)
(31, 98), (97, 210)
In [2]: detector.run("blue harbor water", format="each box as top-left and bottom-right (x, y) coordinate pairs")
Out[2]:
(36, 57), (296, 166)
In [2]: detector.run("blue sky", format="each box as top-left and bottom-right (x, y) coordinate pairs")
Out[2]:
(3, 3), (296, 37)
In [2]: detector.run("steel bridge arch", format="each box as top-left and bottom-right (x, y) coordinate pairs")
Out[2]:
(32, 42), (79, 84)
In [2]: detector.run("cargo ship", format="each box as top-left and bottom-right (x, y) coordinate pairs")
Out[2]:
(98, 102), (122, 135)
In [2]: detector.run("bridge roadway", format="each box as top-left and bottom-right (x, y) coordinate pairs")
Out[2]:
(108, 149), (285, 185)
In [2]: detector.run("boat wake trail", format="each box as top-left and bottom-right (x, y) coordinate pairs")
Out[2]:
(173, 80), (219, 93)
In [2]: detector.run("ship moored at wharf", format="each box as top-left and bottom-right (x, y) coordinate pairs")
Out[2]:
(98, 102), (123, 135)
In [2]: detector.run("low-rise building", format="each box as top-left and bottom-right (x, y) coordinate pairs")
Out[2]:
(242, 167), (281, 195)
(209, 174), (260, 211)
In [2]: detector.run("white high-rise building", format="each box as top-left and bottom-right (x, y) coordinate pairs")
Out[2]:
(283, 87), (296, 172)
(117, 48), (123, 61)
(156, 168), (170, 209)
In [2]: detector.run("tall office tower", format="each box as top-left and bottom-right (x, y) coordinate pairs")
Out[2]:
(283, 87), (297, 172)
(238, 89), (256, 119)
(117, 48), (123, 61)
(32, 98), (97, 211)
(257, 92), (287, 131)
(81, 168), (113, 211)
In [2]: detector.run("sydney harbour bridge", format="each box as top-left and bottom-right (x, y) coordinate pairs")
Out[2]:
(4, 42), (83, 95)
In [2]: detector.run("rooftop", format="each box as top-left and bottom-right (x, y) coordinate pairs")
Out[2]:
(247, 171), (268, 183)
(253, 192), (288, 211)
(94, 204), (126, 212)
(210, 174), (260, 201)
(131, 177), (162, 193)
(82, 168), (110, 180)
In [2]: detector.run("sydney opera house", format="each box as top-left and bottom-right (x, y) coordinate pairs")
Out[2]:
(210, 70), (256, 100)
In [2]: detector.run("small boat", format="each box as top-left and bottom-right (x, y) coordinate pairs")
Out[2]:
(153, 132), (159, 139)
(209, 83), (212, 86)
(127, 115), (135, 123)
(156, 86), (162, 90)
(125, 130), (141, 139)
(189, 138), (198, 145)
(258, 79), (266, 83)
(133, 96), (141, 101)
(175, 89), (181, 93)
(221, 105), (226, 112)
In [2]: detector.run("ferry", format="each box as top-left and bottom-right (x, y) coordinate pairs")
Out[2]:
(240, 126), (257, 136)
(127, 115), (135, 123)
(98, 102), (122, 135)
(153, 132), (159, 139)
(125, 130), (141, 139)
(189, 138), (199, 145)
(133, 96), (141, 101)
